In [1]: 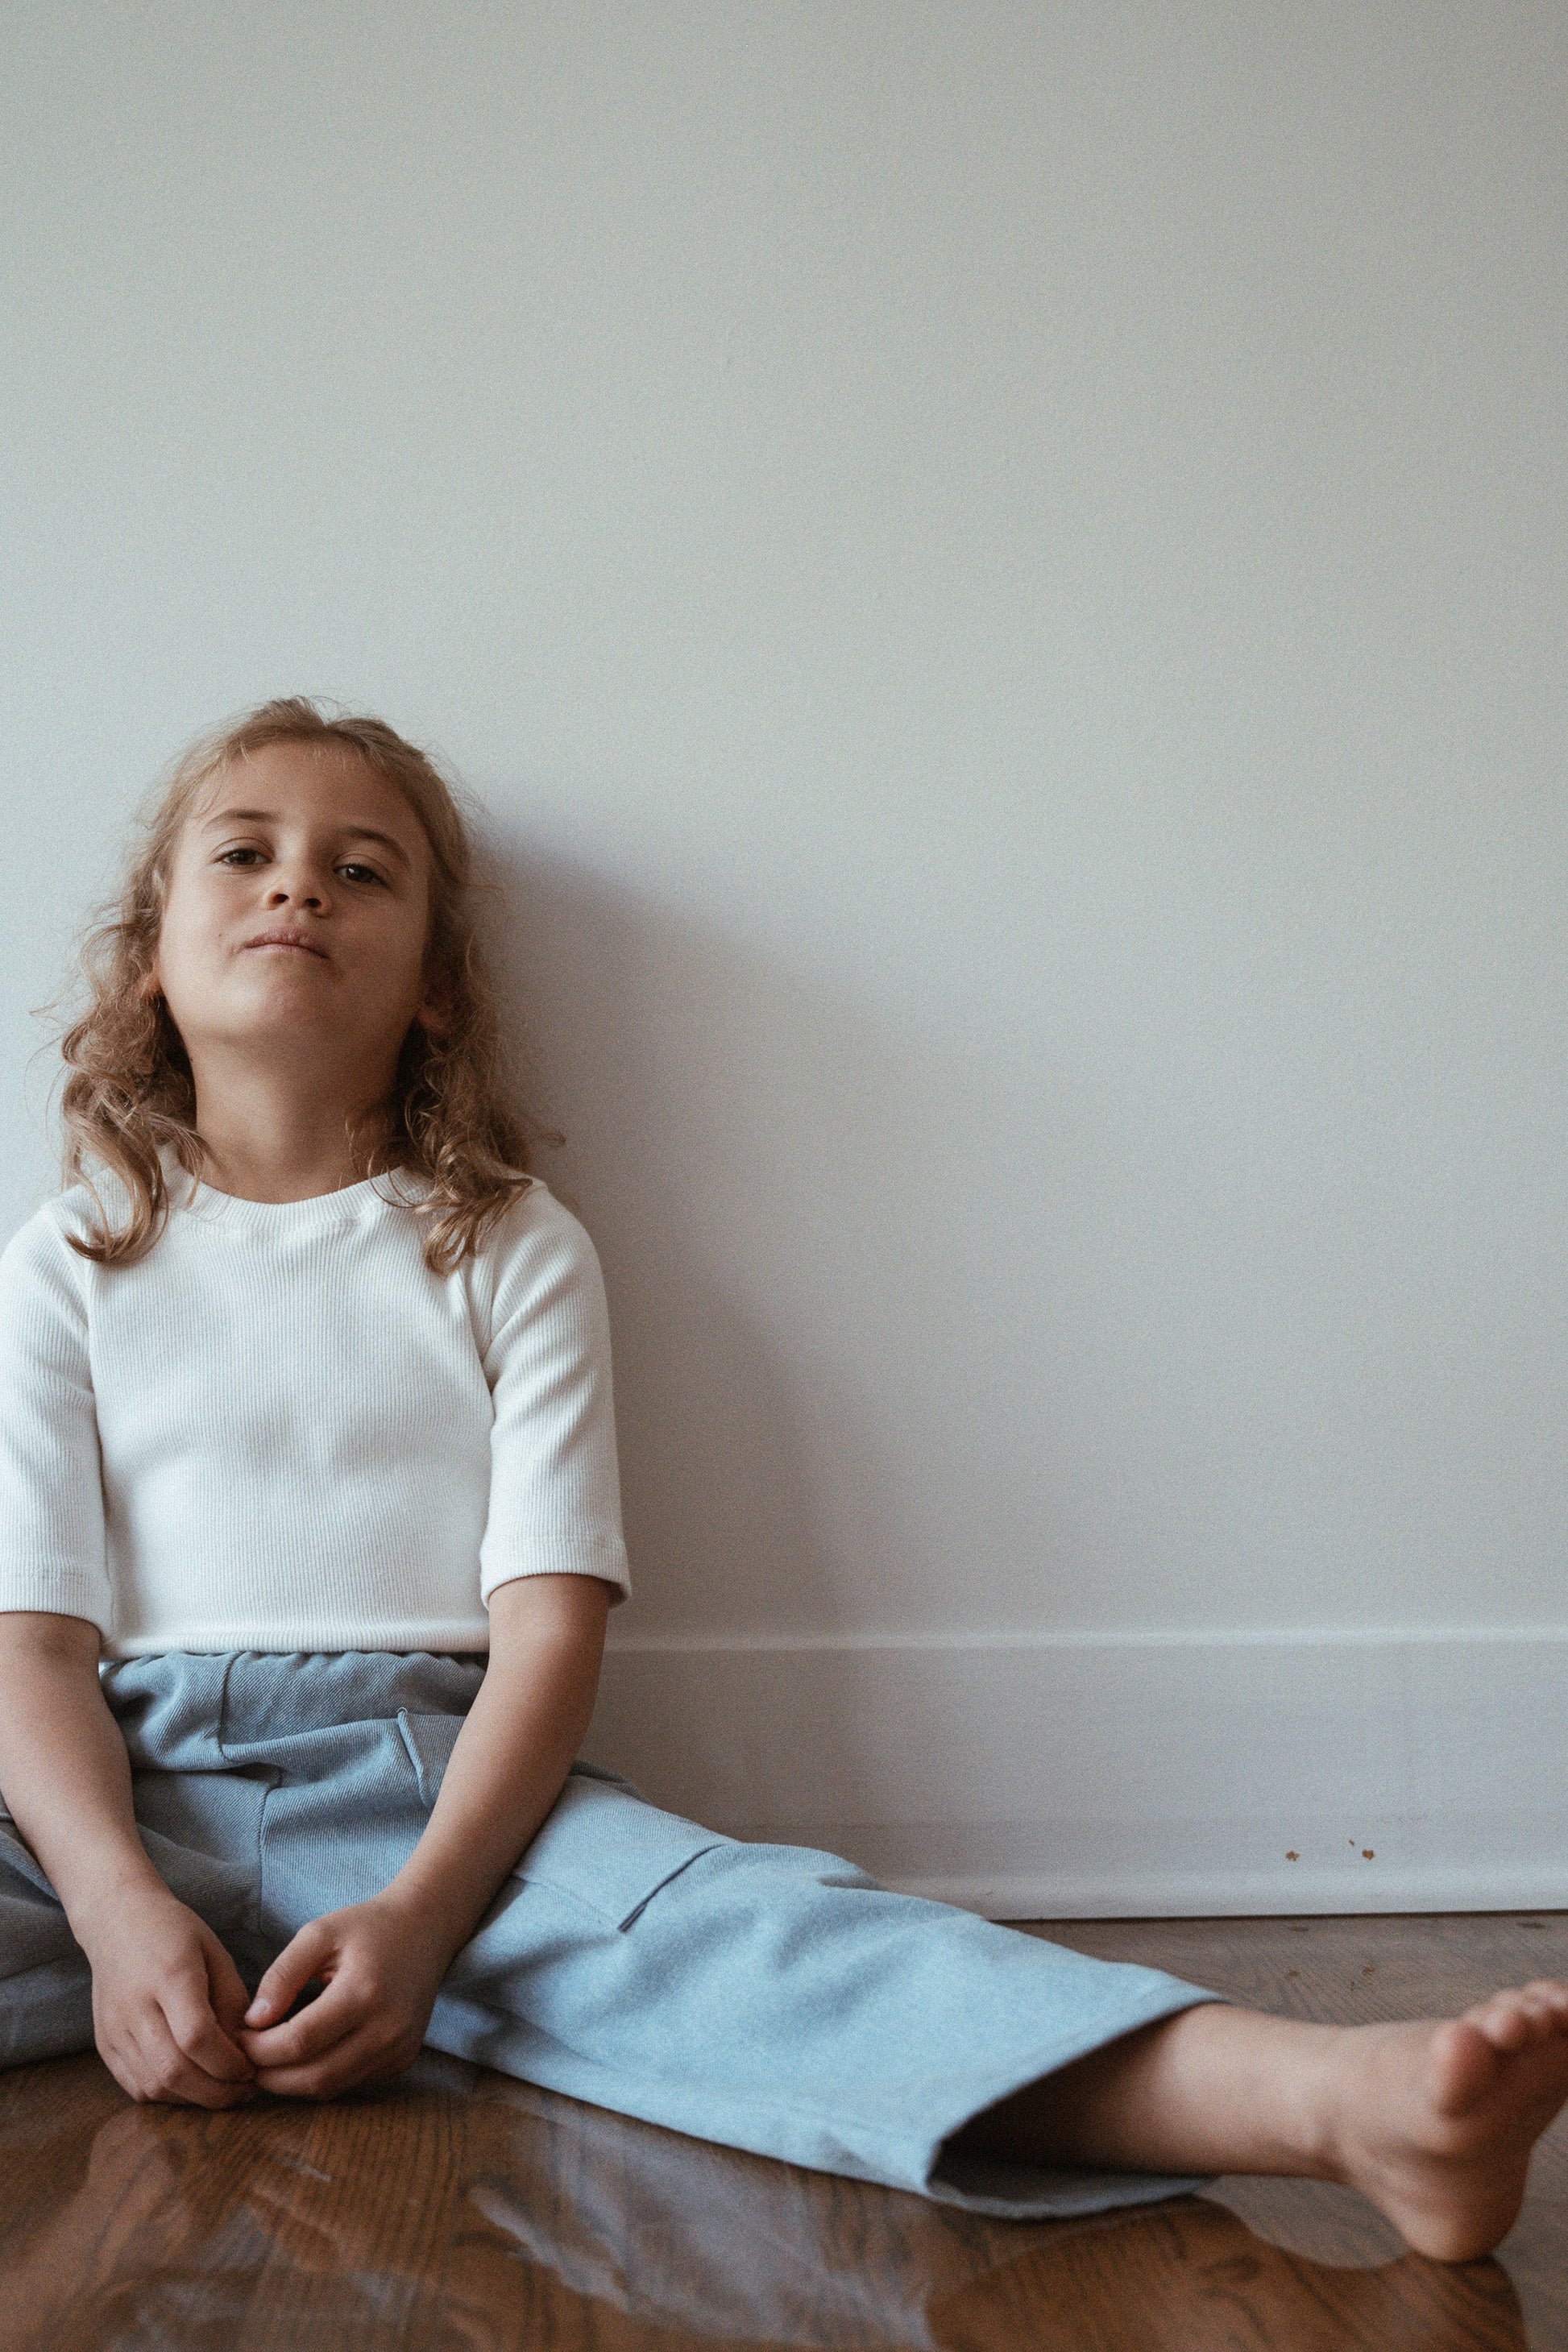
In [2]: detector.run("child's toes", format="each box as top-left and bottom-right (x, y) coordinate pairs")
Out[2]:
(1508, 2002), (1558, 2047)
(1504, 1987), (1555, 2023)
(1468, 1989), (1549, 2048)
(1429, 2016), (1508, 2114)
(1461, 1996), (1524, 2051)
(1514, 1985), (1568, 2043)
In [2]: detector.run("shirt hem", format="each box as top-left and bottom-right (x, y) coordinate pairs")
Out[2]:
(0, 1586), (110, 1632)
(102, 1624), (495, 1661)
(482, 1559), (632, 1606)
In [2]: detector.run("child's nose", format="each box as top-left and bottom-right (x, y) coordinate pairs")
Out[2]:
(266, 872), (328, 911)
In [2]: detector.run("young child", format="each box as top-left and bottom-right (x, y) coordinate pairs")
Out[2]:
(0, 698), (1564, 2267)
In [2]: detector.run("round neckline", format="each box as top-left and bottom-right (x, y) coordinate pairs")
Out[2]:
(172, 1164), (429, 1234)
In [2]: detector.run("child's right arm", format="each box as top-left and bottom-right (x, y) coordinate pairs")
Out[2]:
(0, 1611), (256, 2106)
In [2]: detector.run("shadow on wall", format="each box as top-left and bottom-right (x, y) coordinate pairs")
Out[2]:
(481, 841), (902, 1648)
(474, 836), (1159, 1660)
(482, 838), (1002, 1823)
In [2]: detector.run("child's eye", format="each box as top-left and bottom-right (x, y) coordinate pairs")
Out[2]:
(213, 848), (387, 886)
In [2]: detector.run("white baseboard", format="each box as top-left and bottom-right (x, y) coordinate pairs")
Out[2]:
(586, 1628), (1568, 1919)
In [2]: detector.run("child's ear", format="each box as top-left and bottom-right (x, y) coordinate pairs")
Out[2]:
(413, 1000), (450, 1043)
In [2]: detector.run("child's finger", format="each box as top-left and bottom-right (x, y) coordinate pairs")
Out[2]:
(161, 1979), (257, 2084)
(243, 1920), (335, 2031)
(122, 2011), (255, 2108)
(203, 1931), (257, 2041)
(252, 2022), (411, 2101)
(241, 1971), (367, 2068)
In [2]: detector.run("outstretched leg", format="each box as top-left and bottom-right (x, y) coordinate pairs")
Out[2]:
(954, 1979), (1568, 2263)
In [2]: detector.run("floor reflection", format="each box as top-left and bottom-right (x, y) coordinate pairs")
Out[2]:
(0, 2051), (1532, 2350)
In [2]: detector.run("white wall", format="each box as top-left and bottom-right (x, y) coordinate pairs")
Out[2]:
(4, 2), (1565, 1910)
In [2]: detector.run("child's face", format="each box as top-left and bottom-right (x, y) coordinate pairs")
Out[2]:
(152, 741), (441, 1092)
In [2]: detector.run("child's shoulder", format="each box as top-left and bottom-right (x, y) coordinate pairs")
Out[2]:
(464, 1176), (610, 1340)
(0, 1176), (123, 1311)
(474, 1174), (602, 1276)
(4, 1175), (121, 1260)
(4, 1155), (228, 1288)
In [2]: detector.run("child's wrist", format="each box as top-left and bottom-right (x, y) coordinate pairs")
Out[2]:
(371, 1873), (480, 1968)
(64, 1859), (180, 1952)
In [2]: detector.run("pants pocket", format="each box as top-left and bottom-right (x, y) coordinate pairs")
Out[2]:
(396, 1709), (468, 1806)
(397, 1715), (728, 1930)
(517, 1773), (730, 1931)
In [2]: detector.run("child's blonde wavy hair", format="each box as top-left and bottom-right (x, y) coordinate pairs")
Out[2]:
(53, 698), (543, 1274)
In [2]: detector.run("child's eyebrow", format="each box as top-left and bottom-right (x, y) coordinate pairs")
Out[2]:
(197, 807), (413, 869)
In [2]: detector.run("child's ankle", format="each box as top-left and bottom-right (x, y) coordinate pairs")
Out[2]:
(1292, 2023), (1354, 2184)
(1164, 2001), (1350, 2180)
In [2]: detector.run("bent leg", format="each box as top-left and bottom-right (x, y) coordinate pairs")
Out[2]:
(0, 1816), (94, 2066)
(0, 1801), (266, 2071)
(427, 1776), (1219, 2219)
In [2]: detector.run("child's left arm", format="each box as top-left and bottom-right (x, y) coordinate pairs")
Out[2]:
(239, 1571), (611, 2097)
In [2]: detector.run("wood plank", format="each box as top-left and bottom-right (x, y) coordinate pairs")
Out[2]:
(0, 1916), (1563, 2349)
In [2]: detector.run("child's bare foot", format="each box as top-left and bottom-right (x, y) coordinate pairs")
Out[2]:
(1327, 1980), (1568, 2261)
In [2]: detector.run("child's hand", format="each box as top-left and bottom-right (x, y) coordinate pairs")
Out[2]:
(238, 1896), (454, 2098)
(77, 1884), (258, 2108)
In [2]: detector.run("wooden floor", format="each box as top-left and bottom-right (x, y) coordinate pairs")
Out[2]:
(4, 1914), (1567, 2350)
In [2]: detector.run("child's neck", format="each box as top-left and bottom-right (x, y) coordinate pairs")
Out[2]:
(190, 1074), (395, 1205)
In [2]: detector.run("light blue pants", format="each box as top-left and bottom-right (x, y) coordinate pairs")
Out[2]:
(0, 1651), (1219, 2217)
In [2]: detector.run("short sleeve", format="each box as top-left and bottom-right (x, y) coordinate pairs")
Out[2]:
(0, 1211), (113, 1632)
(476, 1189), (632, 1607)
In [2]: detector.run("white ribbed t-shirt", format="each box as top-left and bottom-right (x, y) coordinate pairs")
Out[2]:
(0, 1164), (631, 1657)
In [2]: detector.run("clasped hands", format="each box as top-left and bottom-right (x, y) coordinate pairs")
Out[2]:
(77, 1881), (458, 2106)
